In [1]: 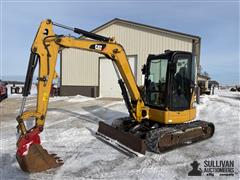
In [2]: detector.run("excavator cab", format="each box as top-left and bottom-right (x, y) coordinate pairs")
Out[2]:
(144, 50), (195, 111)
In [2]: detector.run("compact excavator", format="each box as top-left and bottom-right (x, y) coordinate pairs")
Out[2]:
(16, 19), (214, 173)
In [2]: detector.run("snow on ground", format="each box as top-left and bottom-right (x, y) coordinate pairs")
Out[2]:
(49, 95), (94, 103)
(0, 89), (239, 179)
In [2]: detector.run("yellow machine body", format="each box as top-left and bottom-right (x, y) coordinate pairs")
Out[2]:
(15, 19), (214, 173)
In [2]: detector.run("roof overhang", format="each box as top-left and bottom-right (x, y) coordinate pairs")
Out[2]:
(92, 18), (201, 41)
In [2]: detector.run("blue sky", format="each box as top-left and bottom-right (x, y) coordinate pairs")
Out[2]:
(0, 0), (239, 85)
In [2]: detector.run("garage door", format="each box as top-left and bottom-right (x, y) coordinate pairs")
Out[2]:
(100, 56), (137, 98)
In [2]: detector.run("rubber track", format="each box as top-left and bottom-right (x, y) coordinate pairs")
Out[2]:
(146, 120), (214, 153)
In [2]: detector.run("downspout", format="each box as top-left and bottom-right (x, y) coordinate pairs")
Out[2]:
(192, 38), (201, 104)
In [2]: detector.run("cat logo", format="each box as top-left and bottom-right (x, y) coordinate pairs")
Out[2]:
(95, 44), (103, 50)
(89, 44), (106, 51)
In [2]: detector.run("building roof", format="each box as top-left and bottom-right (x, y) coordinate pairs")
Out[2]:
(91, 18), (201, 40)
(209, 80), (219, 85)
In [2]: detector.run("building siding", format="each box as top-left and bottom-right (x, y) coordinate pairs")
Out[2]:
(62, 49), (99, 86)
(61, 22), (193, 88)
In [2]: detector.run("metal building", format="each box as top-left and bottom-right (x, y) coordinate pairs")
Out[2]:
(198, 74), (211, 95)
(60, 18), (201, 98)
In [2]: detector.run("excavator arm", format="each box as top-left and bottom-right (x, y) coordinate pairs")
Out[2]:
(56, 37), (148, 120)
(16, 19), (148, 172)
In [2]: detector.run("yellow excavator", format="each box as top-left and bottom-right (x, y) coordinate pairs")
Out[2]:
(16, 19), (214, 172)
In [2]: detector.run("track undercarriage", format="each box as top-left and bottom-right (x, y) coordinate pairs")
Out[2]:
(97, 117), (215, 156)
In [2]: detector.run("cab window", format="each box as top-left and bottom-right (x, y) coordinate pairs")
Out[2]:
(145, 59), (168, 107)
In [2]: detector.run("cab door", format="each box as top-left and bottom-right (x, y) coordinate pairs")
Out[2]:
(169, 53), (193, 111)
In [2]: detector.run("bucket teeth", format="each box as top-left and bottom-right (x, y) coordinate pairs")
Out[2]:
(16, 144), (63, 173)
(50, 153), (57, 157)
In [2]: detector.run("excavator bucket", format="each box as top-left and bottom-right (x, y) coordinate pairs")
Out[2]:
(16, 144), (63, 173)
(96, 121), (146, 156)
(16, 131), (63, 173)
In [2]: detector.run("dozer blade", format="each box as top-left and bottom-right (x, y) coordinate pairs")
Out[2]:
(16, 144), (63, 173)
(96, 121), (146, 157)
